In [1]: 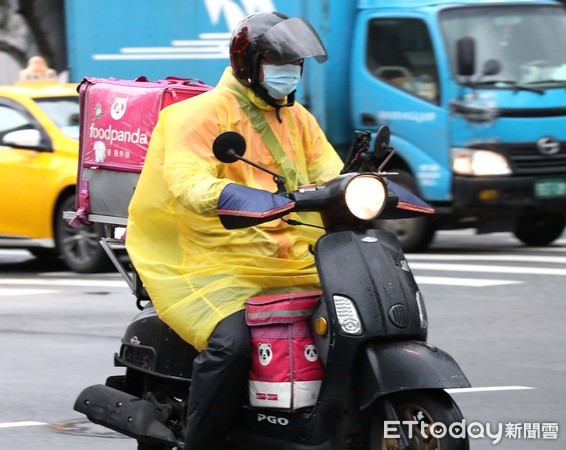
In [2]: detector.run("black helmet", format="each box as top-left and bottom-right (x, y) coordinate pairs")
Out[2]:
(230, 11), (328, 88)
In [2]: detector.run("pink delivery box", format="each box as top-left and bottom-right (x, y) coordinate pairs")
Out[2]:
(75, 76), (212, 223)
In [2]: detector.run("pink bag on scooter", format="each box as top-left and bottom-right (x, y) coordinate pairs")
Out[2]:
(245, 291), (324, 411)
(73, 76), (212, 224)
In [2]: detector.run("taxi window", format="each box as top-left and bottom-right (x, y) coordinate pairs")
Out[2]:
(34, 97), (80, 140)
(0, 105), (32, 134)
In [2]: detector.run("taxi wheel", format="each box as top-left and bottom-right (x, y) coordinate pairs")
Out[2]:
(54, 195), (112, 273)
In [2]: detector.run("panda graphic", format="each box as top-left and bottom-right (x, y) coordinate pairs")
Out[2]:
(258, 343), (273, 366)
(110, 97), (128, 120)
(304, 344), (319, 363)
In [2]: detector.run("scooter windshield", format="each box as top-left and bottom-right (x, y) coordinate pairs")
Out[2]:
(255, 18), (328, 65)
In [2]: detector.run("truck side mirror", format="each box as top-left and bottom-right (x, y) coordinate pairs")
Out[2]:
(456, 36), (476, 77)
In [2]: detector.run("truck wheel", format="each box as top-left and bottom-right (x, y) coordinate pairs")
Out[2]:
(54, 195), (112, 273)
(514, 212), (565, 246)
(369, 390), (468, 450)
(375, 171), (436, 252)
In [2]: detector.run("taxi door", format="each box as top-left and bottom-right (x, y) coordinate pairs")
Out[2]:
(0, 97), (53, 240)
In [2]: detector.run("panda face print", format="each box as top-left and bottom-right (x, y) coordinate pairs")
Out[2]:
(304, 344), (318, 363)
(258, 343), (273, 366)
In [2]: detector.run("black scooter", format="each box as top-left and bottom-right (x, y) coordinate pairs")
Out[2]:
(74, 126), (471, 449)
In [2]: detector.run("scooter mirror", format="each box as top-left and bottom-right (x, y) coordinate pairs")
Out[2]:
(373, 125), (391, 159)
(213, 131), (246, 163)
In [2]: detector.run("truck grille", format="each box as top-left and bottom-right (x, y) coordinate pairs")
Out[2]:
(507, 142), (566, 175)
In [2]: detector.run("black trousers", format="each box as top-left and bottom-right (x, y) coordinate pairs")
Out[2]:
(184, 310), (251, 450)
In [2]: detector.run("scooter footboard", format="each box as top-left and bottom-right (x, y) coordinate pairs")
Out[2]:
(358, 341), (470, 410)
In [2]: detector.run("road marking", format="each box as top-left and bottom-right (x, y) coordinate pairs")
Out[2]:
(0, 288), (58, 296)
(446, 386), (535, 394)
(0, 421), (46, 429)
(415, 276), (521, 287)
(0, 279), (127, 288)
(408, 254), (566, 264)
(409, 262), (566, 276)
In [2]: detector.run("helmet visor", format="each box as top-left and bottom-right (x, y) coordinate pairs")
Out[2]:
(255, 18), (328, 64)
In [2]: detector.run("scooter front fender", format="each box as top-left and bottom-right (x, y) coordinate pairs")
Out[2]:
(358, 341), (470, 410)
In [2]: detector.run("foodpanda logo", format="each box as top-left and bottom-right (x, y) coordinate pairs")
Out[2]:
(258, 343), (273, 366)
(110, 97), (128, 120)
(304, 344), (319, 362)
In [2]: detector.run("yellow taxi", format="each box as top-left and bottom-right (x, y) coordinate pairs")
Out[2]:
(0, 63), (109, 272)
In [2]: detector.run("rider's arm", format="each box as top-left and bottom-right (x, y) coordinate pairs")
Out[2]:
(159, 109), (231, 216)
(158, 106), (293, 227)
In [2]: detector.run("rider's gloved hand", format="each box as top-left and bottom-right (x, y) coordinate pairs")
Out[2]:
(217, 183), (295, 229)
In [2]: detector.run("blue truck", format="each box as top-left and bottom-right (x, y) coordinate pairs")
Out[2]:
(65, 0), (566, 251)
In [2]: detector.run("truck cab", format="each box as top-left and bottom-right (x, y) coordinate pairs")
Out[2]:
(351, 0), (566, 250)
(62, 0), (566, 252)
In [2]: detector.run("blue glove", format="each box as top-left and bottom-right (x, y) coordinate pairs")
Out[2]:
(217, 183), (295, 229)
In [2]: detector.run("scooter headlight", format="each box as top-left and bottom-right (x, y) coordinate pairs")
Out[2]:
(344, 175), (387, 221)
(333, 295), (363, 335)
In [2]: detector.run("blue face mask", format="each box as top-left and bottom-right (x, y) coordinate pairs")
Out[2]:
(260, 64), (302, 100)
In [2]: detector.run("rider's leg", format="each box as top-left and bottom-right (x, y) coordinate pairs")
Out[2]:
(184, 310), (251, 450)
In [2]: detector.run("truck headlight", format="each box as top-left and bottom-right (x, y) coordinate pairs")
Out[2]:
(344, 175), (387, 220)
(333, 295), (363, 335)
(452, 148), (511, 176)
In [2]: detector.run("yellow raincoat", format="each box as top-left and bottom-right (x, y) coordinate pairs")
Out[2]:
(126, 68), (343, 350)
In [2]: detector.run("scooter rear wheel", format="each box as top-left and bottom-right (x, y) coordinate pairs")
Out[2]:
(369, 389), (468, 450)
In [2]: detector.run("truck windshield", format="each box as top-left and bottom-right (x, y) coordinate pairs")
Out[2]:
(440, 5), (566, 88)
(33, 96), (80, 140)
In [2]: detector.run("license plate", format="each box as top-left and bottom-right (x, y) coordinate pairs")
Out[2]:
(535, 179), (566, 199)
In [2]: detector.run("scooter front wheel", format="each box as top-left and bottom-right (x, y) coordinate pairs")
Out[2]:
(369, 390), (468, 450)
